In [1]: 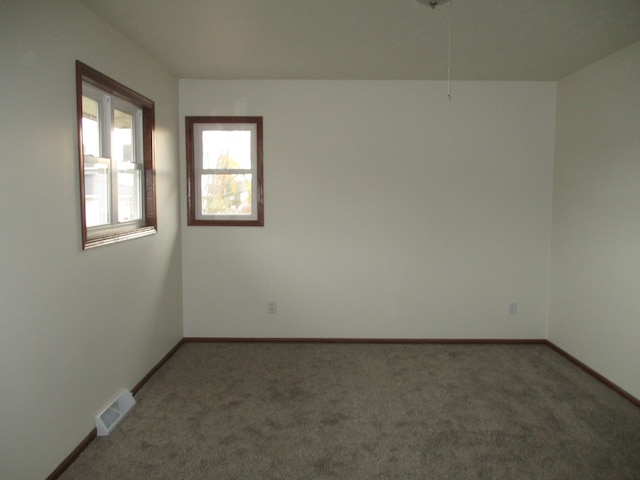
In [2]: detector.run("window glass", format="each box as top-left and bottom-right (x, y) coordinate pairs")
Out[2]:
(117, 167), (141, 222)
(201, 173), (253, 216)
(82, 96), (100, 157)
(202, 130), (252, 170)
(84, 160), (110, 227)
(113, 109), (134, 164)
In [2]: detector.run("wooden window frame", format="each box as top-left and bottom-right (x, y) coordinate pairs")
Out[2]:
(76, 61), (157, 249)
(185, 116), (264, 226)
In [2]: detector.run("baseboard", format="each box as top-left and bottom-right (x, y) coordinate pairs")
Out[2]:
(47, 338), (184, 480)
(45, 428), (97, 480)
(131, 338), (185, 395)
(183, 337), (548, 345)
(544, 340), (640, 409)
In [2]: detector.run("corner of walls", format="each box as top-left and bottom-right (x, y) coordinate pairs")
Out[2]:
(548, 40), (640, 399)
(544, 81), (560, 342)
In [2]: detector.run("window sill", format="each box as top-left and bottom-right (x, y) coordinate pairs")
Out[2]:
(84, 226), (157, 250)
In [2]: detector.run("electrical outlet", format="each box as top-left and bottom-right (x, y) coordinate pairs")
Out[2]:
(509, 302), (518, 315)
(268, 301), (277, 314)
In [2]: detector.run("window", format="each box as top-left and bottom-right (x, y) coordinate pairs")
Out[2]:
(185, 116), (264, 226)
(76, 61), (157, 249)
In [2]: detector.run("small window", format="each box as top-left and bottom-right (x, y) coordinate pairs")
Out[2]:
(185, 116), (264, 226)
(76, 61), (157, 249)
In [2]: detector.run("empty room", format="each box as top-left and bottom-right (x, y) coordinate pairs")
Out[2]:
(1, 0), (639, 478)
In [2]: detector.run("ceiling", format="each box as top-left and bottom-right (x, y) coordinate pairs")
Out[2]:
(78, 0), (640, 81)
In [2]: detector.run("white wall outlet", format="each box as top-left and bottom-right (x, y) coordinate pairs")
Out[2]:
(268, 301), (277, 314)
(509, 302), (518, 315)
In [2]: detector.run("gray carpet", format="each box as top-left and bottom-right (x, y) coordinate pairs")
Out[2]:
(59, 343), (640, 479)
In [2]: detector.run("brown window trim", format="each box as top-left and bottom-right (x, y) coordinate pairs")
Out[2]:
(76, 61), (157, 249)
(185, 116), (264, 226)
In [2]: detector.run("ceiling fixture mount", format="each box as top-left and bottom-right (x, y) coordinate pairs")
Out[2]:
(417, 0), (451, 9)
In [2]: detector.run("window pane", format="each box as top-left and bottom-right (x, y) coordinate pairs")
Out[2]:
(113, 109), (134, 163)
(84, 161), (110, 227)
(202, 130), (252, 169)
(82, 96), (100, 157)
(117, 166), (142, 222)
(201, 173), (253, 215)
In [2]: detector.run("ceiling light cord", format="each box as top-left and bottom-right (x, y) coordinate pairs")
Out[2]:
(447, 0), (452, 100)
(417, 0), (453, 99)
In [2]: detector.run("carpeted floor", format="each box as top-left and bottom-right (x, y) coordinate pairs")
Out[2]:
(59, 343), (640, 479)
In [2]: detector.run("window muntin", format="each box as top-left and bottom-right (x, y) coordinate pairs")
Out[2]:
(82, 85), (144, 228)
(76, 61), (156, 248)
(186, 116), (264, 226)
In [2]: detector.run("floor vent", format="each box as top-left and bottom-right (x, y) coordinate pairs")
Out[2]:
(95, 389), (136, 436)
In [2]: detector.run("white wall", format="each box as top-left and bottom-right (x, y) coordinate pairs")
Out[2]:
(180, 80), (556, 340)
(549, 41), (640, 400)
(0, 1), (182, 478)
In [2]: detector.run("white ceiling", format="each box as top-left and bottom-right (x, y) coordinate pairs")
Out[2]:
(79, 0), (640, 81)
